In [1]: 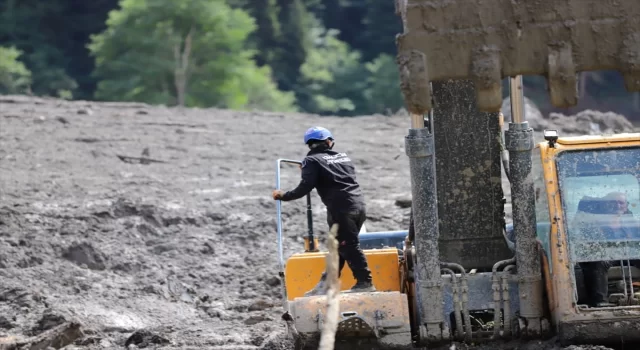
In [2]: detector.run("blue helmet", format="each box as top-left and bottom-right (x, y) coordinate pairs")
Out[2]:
(303, 126), (333, 144)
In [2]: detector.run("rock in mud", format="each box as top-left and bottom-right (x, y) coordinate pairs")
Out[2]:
(124, 330), (171, 348)
(394, 197), (412, 208)
(62, 242), (108, 270)
(0, 288), (39, 308)
(259, 330), (296, 350)
(248, 299), (274, 311)
(31, 310), (66, 335)
(244, 314), (272, 325)
(0, 316), (15, 329)
(265, 276), (281, 287)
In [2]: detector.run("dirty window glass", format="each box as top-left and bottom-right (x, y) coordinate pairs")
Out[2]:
(533, 148), (551, 258)
(556, 147), (640, 263)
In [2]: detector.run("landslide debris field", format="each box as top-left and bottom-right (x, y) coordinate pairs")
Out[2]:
(0, 95), (637, 349)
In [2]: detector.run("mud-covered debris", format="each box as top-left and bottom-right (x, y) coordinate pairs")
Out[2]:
(0, 316), (15, 329)
(136, 222), (162, 236)
(205, 307), (229, 319)
(77, 336), (113, 347)
(116, 154), (167, 165)
(249, 299), (274, 311)
(0, 288), (37, 308)
(77, 108), (92, 115)
(394, 197), (412, 208)
(74, 137), (101, 143)
(30, 310), (66, 335)
(161, 276), (198, 303)
(62, 242), (108, 270)
(0, 322), (82, 350)
(17, 255), (44, 268)
(124, 330), (170, 348)
(151, 243), (176, 255)
(259, 331), (296, 350)
(206, 212), (226, 221)
(112, 198), (140, 218)
(244, 314), (272, 325)
(200, 241), (215, 254)
(55, 116), (69, 124)
(265, 276), (281, 287)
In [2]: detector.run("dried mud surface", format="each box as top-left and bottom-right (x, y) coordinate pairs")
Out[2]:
(0, 95), (630, 349)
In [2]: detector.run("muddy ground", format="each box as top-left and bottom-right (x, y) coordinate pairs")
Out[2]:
(0, 95), (637, 349)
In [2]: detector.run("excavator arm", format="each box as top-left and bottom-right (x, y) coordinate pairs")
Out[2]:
(395, 0), (640, 113)
(395, 0), (640, 347)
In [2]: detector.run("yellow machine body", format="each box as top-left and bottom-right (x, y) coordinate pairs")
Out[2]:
(536, 133), (640, 343)
(284, 248), (402, 300)
(283, 248), (413, 349)
(289, 291), (413, 350)
(276, 134), (640, 348)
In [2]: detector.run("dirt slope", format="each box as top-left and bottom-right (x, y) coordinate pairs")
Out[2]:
(0, 95), (630, 349)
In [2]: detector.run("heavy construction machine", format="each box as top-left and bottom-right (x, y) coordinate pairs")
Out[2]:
(274, 1), (640, 349)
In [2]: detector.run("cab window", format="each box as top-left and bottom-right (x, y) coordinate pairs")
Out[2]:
(555, 147), (640, 263)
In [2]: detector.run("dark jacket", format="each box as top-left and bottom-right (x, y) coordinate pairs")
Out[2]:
(281, 147), (365, 213)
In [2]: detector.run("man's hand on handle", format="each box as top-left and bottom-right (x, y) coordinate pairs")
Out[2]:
(272, 190), (284, 200)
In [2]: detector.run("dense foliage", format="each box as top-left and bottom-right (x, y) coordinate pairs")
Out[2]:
(0, 0), (638, 117)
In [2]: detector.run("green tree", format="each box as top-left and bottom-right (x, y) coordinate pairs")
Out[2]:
(362, 54), (404, 114)
(296, 27), (367, 115)
(356, 0), (403, 61)
(0, 0), (78, 98)
(88, 0), (296, 111)
(0, 46), (32, 94)
(274, 0), (311, 91)
(296, 26), (404, 116)
(240, 0), (282, 69)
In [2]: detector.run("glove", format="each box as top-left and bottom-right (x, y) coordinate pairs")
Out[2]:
(272, 190), (284, 200)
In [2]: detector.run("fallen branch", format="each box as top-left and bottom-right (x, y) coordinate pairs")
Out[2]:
(318, 223), (340, 350)
(116, 154), (167, 165)
(140, 122), (206, 128)
(74, 137), (131, 143)
(0, 322), (83, 350)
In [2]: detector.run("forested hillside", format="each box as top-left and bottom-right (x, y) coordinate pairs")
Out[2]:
(1, 0), (639, 120)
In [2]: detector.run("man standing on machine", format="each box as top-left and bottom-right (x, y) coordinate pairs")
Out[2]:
(272, 126), (375, 296)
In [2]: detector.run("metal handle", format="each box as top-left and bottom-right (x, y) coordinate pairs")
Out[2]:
(275, 158), (301, 309)
(275, 158), (317, 308)
(276, 158), (302, 274)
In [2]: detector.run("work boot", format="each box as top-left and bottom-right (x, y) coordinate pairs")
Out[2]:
(304, 273), (327, 297)
(594, 301), (616, 308)
(345, 280), (376, 293)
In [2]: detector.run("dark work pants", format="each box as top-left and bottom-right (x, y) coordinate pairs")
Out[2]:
(580, 261), (610, 306)
(326, 208), (372, 282)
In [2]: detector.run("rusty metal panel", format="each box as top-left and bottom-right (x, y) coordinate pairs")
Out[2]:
(395, 0), (640, 112)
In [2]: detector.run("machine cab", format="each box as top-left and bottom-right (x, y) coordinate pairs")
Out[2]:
(535, 132), (640, 343)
